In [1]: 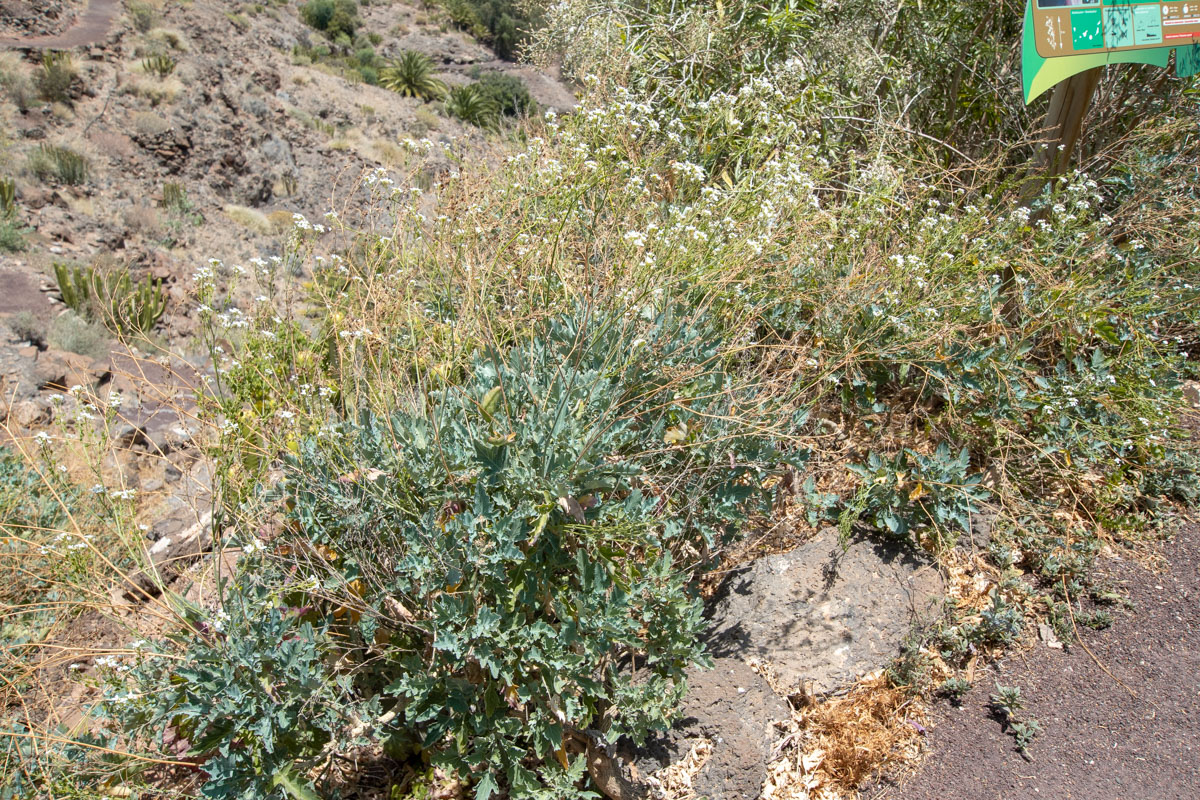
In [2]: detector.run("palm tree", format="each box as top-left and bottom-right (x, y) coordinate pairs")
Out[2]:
(444, 84), (499, 130)
(379, 51), (447, 101)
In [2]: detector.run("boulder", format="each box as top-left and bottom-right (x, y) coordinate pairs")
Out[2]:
(630, 657), (790, 800)
(124, 510), (213, 599)
(705, 528), (945, 695)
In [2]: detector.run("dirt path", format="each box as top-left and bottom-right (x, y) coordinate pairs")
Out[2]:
(872, 520), (1200, 800)
(0, 0), (122, 49)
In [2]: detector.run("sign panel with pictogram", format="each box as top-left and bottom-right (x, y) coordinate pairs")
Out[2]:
(1024, 0), (1200, 102)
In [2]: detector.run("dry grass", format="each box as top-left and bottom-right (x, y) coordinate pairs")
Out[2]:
(761, 671), (927, 800)
(88, 129), (136, 160)
(122, 203), (162, 238)
(266, 209), (297, 233)
(146, 27), (190, 52)
(122, 74), (183, 106)
(131, 111), (172, 138)
(644, 738), (713, 800)
(223, 204), (273, 235)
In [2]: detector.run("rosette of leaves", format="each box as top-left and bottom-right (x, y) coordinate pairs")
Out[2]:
(444, 83), (499, 129)
(380, 50), (447, 101)
(278, 307), (804, 798)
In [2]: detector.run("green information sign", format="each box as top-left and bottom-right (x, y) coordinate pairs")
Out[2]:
(1023, 0), (1200, 102)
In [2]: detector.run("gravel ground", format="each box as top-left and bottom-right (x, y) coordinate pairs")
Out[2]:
(871, 518), (1200, 800)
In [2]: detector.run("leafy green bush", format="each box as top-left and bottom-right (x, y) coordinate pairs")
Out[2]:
(300, 0), (359, 41)
(440, 0), (538, 60)
(104, 582), (359, 800)
(0, 219), (26, 253)
(380, 51), (446, 101)
(472, 70), (534, 117)
(132, 308), (799, 799)
(353, 45), (377, 68)
(357, 64), (378, 85)
(0, 447), (67, 538)
(127, 1), (156, 33)
(444, 83), (498, 128)
(28, 144), (88, 186)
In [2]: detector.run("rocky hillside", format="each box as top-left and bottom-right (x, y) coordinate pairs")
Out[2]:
(0, 0), (573, 355)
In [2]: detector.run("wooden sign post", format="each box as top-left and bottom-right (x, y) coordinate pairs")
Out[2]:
(1003, 1), (1200, 320)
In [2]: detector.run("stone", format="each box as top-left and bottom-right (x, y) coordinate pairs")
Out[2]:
(34, 348), (101, 392)
(110, 401), (191, 454)
(0, 341), (42, 404)
(1183, 380), (1200, 409)
(125, 510), (213, 599)
(629, 658), (790, 800)
(9, 399), (46, 427)
(705, 528), (945, 695)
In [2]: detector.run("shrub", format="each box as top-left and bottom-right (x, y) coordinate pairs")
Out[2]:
(128, 308), (799, 799)
(274, 309), (795, 797)
(223, 204), (274, 235)
(122, 202), (161, 238)
(123, 74), (182, 105)
(472, 70), (534, 117)
(354, 45), (377, 67)
(357, 64), (378, 85)
(0, 447), (67, 539)
(0, 219), (27, 253)
(127, 1), (156, 33)
(444, 83), (498, 128)
(441, 0), (537, 60)
(379, 50), (446, 101)
(104, 582), (358, 800)
(35, 51), (76, 104)
(0, 52), (35, 111)
(46, 309), (109, 358)
(225, 12), (252, 31)
(300, 0), (359, 40)
(6, 310), (45, 347)
(28, 144), (89, 186)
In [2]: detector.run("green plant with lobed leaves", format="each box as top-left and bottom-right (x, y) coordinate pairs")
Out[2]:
(114, 307), (803, 799)
(379, 51), (446, 101)
(102, 582), (360, 800)
(278, 307), (800, 797)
